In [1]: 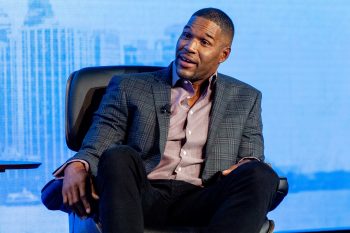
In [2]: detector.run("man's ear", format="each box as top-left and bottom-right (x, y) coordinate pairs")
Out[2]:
(219, 46), (231, 63)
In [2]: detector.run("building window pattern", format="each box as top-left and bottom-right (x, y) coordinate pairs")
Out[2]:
(0, 0), (175, 201)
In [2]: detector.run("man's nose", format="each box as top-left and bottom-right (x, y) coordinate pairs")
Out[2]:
(184, 39), (197, 53)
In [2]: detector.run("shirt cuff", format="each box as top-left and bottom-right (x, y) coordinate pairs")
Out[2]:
(53, 159), (90, 178)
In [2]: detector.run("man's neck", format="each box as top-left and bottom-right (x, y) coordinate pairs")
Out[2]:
(171, 61), (217, 88)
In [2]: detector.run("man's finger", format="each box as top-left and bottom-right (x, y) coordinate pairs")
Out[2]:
(222, 159), (254, 176)
(72, 186), (87, 217)
(222, 160), (252, 176)
(66, 190), (84, 216)
(78, 182), (91, 214)
(90, 178), (99, 200)
(73, 201), (87, 218)
(222, 164), (238, 176)
(62, 192), (68, 206)
(67, 191), (73, 206)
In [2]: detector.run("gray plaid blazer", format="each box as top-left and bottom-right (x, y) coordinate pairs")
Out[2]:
(70, 64), (264, 183)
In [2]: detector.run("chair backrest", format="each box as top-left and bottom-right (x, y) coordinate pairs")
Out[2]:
(65, 66), (164, 151)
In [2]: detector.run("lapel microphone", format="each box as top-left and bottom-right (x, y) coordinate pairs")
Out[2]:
(160, 104), (171, 114)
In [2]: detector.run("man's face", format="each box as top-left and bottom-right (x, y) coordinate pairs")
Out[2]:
(175, 16), (231, 83)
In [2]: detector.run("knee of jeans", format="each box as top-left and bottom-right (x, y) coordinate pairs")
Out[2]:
(244, 161), (279, 191)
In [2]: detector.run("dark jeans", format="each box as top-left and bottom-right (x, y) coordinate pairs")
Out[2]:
(96, 145), (279, 233)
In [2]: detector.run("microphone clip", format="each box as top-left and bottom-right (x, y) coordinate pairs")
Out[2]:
(160, 104), (171, 114)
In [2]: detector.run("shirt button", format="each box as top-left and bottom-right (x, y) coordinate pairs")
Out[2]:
(190, 110), (193, 115)
(178, 167), (182, 172)
(184, 80), (188, 84)
(188, 130), (192, 135)
(183, 150), (187, 155)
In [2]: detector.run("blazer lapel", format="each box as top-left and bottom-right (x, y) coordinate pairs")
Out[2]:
(205, 75), (230, 158)
(151, 66), (172, 156)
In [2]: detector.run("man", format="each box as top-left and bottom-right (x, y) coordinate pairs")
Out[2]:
(57, 8), (279, 233)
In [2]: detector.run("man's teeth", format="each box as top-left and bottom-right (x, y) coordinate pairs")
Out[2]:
(182, 57), (192, 63)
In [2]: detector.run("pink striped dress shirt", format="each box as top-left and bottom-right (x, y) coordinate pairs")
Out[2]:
(147, 64), (216, 186)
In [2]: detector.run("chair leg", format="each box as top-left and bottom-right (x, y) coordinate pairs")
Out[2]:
(267, 220), (275, 233)
(259, 219), (275, 233)
(94, 217), (102, 233)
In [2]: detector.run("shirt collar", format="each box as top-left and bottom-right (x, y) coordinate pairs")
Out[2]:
(171, 61), (217, 88)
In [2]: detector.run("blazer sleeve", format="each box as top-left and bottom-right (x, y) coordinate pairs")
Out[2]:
(66, 76), (129, 176)
(236, 90), (264, 162)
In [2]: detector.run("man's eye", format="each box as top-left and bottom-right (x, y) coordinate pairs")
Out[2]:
(201, 40), (210, 46)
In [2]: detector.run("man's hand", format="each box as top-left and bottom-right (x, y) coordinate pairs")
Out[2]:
(62, 162), (99, 218)
(222, 159), (252, 176)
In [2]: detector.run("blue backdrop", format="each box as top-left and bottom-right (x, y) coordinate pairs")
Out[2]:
(0, 0), (349, 232)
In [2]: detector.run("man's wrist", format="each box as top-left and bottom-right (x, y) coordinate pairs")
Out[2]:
(64, 161), (89, 175)
(53, 159), (90, 178)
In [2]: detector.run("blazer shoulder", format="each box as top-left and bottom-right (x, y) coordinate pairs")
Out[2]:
(109, 67), (169, 88)
(218, 73), (261, 95)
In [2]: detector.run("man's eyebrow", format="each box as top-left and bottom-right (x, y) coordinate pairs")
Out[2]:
(184, 25), (215, 40)
(205, 33), (215, 40)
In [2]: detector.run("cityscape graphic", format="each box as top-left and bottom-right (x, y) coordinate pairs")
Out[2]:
(0, 0), (180, 201)
(0, 0), (350, 232)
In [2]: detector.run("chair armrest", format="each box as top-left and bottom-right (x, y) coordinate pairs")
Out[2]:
(41, 179), (71, 213)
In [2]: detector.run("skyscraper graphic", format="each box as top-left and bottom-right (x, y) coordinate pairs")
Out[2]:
(123, 24), (180, 66)
(0, 9), (21, 161)
(155, 24), (181, 65)
(0, 0), (121, 197)
(0, 0), (175, 199)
